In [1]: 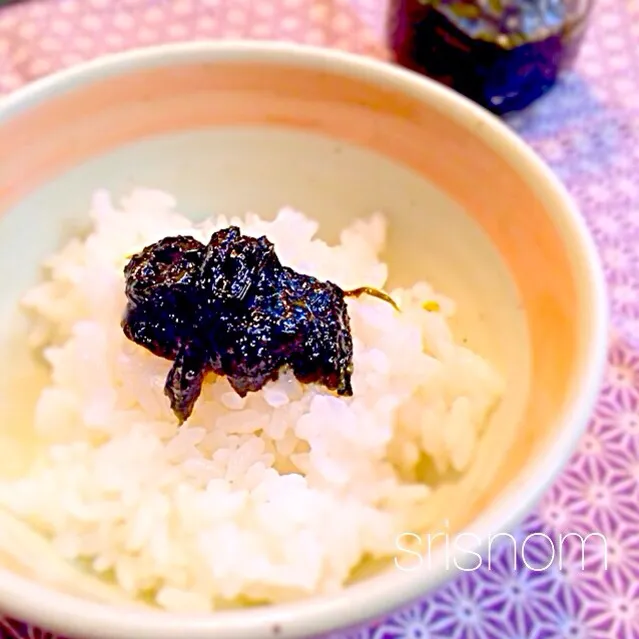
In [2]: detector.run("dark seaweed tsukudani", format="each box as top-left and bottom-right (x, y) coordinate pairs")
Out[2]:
(122, 227), (398, 424)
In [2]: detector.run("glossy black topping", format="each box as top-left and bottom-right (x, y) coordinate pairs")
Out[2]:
(122, 227), (397, 424)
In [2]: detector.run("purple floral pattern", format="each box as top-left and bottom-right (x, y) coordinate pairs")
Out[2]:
(1, 0), (638, 637)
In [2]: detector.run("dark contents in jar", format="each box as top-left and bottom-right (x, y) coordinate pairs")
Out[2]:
(121, 227), (398, 424)
(388, 0), (590, 114)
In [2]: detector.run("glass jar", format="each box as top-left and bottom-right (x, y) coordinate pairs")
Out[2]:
(387, 0), (593, 115)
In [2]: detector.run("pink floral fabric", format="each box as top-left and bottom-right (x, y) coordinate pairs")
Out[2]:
(1, 0), (639, 637)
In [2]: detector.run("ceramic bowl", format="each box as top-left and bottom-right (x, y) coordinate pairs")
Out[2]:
(0, 41), (607, 639)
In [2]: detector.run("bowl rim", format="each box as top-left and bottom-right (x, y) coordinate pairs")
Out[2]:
(0, 40), (608, 639)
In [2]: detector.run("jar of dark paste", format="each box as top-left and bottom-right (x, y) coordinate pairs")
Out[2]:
(387, 0), (593, 115)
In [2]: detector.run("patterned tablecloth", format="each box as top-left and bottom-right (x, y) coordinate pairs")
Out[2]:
(1, 0), (639, 637)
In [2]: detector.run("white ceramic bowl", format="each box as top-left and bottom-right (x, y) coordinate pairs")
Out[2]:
(0, 41), (607, 639)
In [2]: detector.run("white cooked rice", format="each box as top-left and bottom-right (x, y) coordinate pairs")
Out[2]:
(0, 189), (503, 611)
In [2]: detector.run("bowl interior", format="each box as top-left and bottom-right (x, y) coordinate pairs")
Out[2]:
(0, 43), (599, 638)
(0, 123), (529, 533)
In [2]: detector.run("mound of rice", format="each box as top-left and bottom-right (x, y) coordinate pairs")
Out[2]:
(0, 189), (503, 611)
